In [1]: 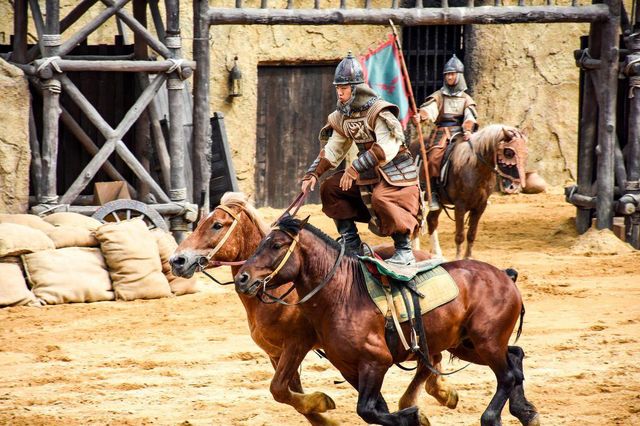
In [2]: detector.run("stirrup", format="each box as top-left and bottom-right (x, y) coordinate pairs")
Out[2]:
(429, 195), (441, 211)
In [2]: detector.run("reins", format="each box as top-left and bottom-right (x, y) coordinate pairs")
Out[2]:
(258, 235), (346, 306)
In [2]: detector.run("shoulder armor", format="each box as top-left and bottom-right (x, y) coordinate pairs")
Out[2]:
(366, 99), (399, 130)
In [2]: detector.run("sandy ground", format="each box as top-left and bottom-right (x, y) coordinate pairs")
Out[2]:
(1, 190), (639, 426)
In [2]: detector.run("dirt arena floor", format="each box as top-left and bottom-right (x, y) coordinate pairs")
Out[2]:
(1, 189), (639, 426)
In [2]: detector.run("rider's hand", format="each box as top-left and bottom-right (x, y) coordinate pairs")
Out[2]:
(463, 130), (471, 141)
(412, 113), (421, 126)
(301, 176), (317, 193)
(339, 167), (358, 191)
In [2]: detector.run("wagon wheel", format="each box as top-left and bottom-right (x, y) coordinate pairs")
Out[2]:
(92, 199), (168, 231)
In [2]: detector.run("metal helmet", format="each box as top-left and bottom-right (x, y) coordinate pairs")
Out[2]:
(333, 51), (364, 85)
(443, 54), (464, 74)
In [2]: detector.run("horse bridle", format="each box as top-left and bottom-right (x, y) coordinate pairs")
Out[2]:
(256, 228), (346, 306)
(197, 203), (256, 285)
(466, 134), (525, 183)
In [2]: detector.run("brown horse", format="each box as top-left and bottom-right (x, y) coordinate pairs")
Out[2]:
(236, 215), (539, 426)
(169, 193), (457, 425)
(420, 124), (528, 259)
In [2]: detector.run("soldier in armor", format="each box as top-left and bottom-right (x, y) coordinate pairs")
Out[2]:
(413, 54), (478, 210)
(301, 52), (420, 265)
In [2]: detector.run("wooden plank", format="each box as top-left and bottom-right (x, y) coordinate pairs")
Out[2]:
(207, 5), (610, 25)
(50, 59), (196, 73)
(256, 65), (335, 208)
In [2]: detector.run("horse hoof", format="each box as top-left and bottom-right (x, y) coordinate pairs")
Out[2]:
(445, 389), (459, 409)
(526, 413), (540, 426)
(304, 413), (340, 426)
(300, 391), (336, 414)
(418, 411), (431, 426)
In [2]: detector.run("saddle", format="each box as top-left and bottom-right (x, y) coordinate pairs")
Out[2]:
(359, 256), (459, 365)
(438, 132), (465, 189)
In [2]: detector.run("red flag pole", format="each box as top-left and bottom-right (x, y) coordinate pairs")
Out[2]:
(389, 20), (432, 208)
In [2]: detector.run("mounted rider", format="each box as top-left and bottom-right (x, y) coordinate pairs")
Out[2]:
(301, 52), (420, 265)
(413, 54), (478, 211)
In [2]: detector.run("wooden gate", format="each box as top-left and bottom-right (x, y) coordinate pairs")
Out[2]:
(402, 25), (465, 103)
(255, 64), (337, 208)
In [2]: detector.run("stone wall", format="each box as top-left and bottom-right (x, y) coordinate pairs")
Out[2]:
(466, 22), (589, 187)
(0, 59), (30, 213)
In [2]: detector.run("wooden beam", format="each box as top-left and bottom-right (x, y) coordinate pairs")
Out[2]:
(595, 0), (621, 230)
(207, 5), (610, 25)
(193, 0), (211, 212)
(114, 140), (171, 203)
(38, 59), (195, 75)
(58, 0), (130, 57)
(28, 105), (43, 201)
(11, 0), (28, 63)
(59, 108), (138, 197)
(101, 0), (174, 59)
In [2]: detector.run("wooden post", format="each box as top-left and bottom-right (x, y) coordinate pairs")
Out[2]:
(595, 0), (621, 230)
(165, 0), (188, 240)
(12, 0), (28, 63)
(39, 0), (61, 205)
(623, 32), (640, 248)
(576, 72), (598, 233)
(148, 0), (166, 42)
(28, 105), (43, 201)
(134, 0), (151, 201)
(193, 0), (212, 213)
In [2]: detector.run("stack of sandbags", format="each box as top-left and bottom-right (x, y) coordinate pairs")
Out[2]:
(0, 217), (56, 307)
(151, 229), (200, 296)
(23, 247), (114, 304)
(42, 212), (101, 249)
(94, 218), (173, 301)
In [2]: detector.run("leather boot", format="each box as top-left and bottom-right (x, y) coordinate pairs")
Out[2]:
(387, 233), (416, 265)
(334, 219), (363, 255)
(429, 178), (441, 211)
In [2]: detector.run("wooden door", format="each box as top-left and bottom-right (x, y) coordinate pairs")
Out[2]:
(256, 65), (337, 208)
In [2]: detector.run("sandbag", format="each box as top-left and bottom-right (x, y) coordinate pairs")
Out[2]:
(95, 219), (172, 301)
(0, 213), (56, 232)
(23, 247), (114, 305)
(151, 229), (200, 296)
(0, 223), (55, 257)
(0, 263), (41, 308)
(522, 170), (547, 194)
(45, 226), (99, 249)
(42, 212), (102, 231)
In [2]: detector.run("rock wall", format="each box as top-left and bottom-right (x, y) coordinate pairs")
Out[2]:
(0, 59), (30, 213)
(466, 22), (589, 187)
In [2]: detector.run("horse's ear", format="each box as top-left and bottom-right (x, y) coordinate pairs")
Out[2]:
(299, 215), (310, 229)
(502, 127), (512, 141)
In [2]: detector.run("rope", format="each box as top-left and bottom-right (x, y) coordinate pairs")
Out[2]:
(41, 34), (61, 47)
(169, 187), (188, 201)
(36, 56), (62, 74)
(165, 36), (182, 49)
(629, 76), (640, 99)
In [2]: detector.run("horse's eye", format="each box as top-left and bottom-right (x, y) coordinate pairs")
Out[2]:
(504, 149), (515, 159)
(212, 222), (223, 230)
(273, 242), (282, 250)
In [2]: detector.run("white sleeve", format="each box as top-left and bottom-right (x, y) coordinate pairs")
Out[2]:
(323, 131), (352, 168)
(373, 116), (402, 165)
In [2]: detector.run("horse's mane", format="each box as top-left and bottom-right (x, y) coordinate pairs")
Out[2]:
(277, 215), (356, 259)
(450, 124), (516, 171)
(220, 192), (270, 235)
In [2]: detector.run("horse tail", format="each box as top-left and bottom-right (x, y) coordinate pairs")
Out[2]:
(514, 303), (525, 344)
(504, 268), (524, 344)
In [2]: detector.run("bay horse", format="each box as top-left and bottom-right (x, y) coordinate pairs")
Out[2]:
(418, 124), (528, 259)
(235, 215), (539, 426)
(169, 193), (458, 425)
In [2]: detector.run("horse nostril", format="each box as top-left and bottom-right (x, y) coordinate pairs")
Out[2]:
(239, 272), (249, 284)
(170, 255), (186, 267)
